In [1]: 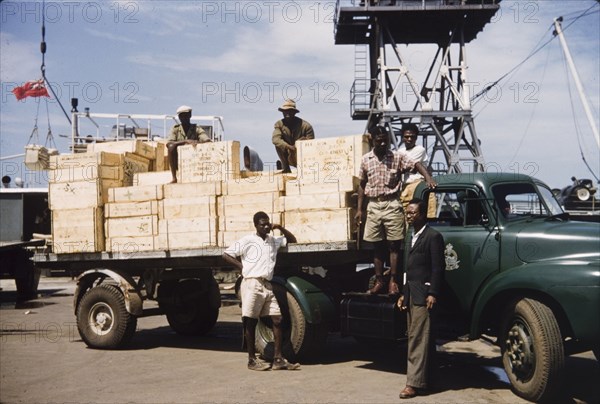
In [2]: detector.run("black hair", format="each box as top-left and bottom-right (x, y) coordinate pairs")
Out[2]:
(401, 123), (419, 135)
(408, 198), (427, 216)
(253, 211), (269, 226)
(368, 125), (389, 138)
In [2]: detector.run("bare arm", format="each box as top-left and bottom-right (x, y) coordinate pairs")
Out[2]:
(272, 224), (297, 243)
(415, 162), (437, 189)
(221, 252), (243, 271)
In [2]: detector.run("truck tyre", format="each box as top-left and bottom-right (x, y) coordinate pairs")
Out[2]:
(255, 291), (328, 361)
(159, 278), (220, 336)
(501, 298), (564, 403)
(76, 284), (137, 349)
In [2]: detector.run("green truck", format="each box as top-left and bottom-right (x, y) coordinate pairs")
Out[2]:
(33, 172), (599, 403)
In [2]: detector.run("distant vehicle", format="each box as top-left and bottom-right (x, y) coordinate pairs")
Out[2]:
(555, 176), (599, 222)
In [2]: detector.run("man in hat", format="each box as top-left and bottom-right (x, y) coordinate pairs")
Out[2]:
(167, 105), (212, 183)
(272, 100), (315, 173)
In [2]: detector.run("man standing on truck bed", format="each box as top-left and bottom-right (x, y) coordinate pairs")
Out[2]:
(167, 105), (212, 183)
(397, 198), (445, 399)
(356, 125), (436, 295)
(222, 211), (301, 371)
(272, 99), (315, 173)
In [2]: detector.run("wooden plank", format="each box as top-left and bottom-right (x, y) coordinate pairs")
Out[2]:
(297, 134), (369, 179)
(106, 235), (167, 253)
(52, 208), (104, 253)
(105, 215), (159, 238)
(283, 192), (354, 211)
(123, 153), (151, 186)
(285, 175), (359, 195)
(49, 151), (123, 169)
(88, 139), (157, 160)
(49, 165), (124, 183)
(158, 196), (217, 219)
(168, 232), (217, 250)
(108, 184), (163, 203)
(283, 208), (356, 243)
(49, 179), (122, 209)
(105, 200), (159, 218)
(223, 174), (285, 195)
(218, 230), (252, 247)
(159, 217), (217, 234)
(217, 192), (283, 216)
(163, 181), (222, 198)
(178, 141), (240, 183)
(133, 171), (172, 186)
(218, 213), (282, 232)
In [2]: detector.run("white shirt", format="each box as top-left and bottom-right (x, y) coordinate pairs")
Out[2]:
(411, 225), (427, 248)
(223, 233), (287, 280)
(398, 144), (428, 184)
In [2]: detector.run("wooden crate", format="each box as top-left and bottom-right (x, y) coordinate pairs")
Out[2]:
(178, 141), (240, 183)
(218, 213), (282, 232)
(297, 134), (368, 179)
(159, 217), (218, 249)
(217, 192), (283, 217)
(283, 192), (354, 211)
(52, 208), (104, 253)
(163, 181), (222, 198)
(106, 235), (167, 253)
(218, 230), (252, 247)
(49, 151), (123, 169)
(49, 165), (124, 183)
(123, 153), (151, 186)
(49, 179), (122, 209)
(284, 208), (356, 243)
(108, 185), (163, 203)
(223, 174), (285, 195)
(285, 175), (359, 196)
(158, 196), (217, 219)
(133, 171), (172, 186)
(87, 139), (158, 161)
(105, 215), (159, 238)
(105, 200), (160, 218)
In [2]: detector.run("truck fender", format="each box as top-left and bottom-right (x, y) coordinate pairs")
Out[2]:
(271, 274), (336, 325)
(74, 269), (143, 317)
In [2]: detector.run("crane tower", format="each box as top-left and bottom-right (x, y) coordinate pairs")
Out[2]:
(334, 0), (501, 173)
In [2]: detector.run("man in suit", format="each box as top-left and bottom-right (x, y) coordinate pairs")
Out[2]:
(397, 198), (445, 399)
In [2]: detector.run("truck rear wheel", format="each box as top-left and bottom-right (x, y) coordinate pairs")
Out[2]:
(255, 291), (328, 361)
(159, 278), (220, 336)
(76, 284), (137, 349)
(501, 298), (564, 403)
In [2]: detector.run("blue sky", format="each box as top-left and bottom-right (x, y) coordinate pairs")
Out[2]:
(1, 0), (599, 189)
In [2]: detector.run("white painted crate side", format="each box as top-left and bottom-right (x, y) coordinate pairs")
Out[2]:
(283, 208), (356, 243)
(105, 200), (160, 218)
(88, 139), (158, 161)
(133, 171), (172, 186)
(106, 235), (167, 253)
(223, 174), (284, 195)
(285, 175), (359, 196)
(218, 213), (282, 232)
(52, 208), (104, 253)
(158, 197), (217, 219)
(49, 165), (124, 183)
(163, 181), (222, 198)
(297, 134), (368, 179)
(108, 184), (164, 203)
(49, 179), (122, 209)
(283, 192), (353, 211)
(217, 192), (283, 217)
(178, 141), (240, 183)
(105, 215), (159, 238)
(49, 151), (123, 169)
(123, 153), (151, 186)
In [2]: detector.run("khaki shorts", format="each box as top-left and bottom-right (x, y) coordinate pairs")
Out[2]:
(240, 277), (281, 318)
(363, 198), (406, 242)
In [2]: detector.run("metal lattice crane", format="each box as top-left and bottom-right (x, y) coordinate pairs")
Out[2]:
(334, 0), (501, 174)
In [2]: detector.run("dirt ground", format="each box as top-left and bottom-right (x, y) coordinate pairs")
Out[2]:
(1, 277), (598, 404)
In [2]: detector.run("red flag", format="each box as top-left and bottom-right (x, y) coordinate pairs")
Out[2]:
(12, 79), (50, 101)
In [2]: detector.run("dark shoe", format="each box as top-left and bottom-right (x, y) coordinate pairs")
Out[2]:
(399, 386), (417, 399)
(248, 357), (271, 371)
(367, 279), (385, 294)
(272, 357), (300, 370)
(388, 280), (400, 295)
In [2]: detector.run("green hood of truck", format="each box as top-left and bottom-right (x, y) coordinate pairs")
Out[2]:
(515, 220), (600, 263)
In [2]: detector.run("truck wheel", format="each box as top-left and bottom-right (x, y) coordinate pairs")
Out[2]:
(501, 298), (564, 403)
(76, 284), (137, 349)
(255, 291), (328, 361)
(160, 278), (220, 336)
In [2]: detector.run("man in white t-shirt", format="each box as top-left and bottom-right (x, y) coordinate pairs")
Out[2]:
(398, 123), (428, 211)
(222, 211), (300, 371)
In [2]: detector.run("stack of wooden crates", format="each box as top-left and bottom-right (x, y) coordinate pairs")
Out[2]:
(47, 135), (368, 254)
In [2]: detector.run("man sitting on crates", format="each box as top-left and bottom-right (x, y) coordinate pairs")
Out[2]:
(167, 105), (211, 183)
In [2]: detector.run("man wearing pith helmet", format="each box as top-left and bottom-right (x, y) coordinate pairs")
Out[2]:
(167, 105), (212, 183)
(272, 99), (315, 173)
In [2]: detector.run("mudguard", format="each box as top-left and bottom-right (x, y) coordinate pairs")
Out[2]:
(74, 269), (143, 316)
(271, 274), (337, 325)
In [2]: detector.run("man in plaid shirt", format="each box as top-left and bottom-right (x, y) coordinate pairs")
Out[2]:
(356, 125), (436, 295)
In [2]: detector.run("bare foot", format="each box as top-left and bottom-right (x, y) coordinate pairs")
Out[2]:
(170, 178), (178, 184)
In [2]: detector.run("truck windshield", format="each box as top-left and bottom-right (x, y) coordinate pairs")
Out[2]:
(492, 183), (563, 220)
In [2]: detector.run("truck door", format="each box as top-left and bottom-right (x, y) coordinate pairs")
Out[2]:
(421, 187), (499, 334)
